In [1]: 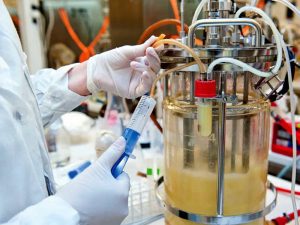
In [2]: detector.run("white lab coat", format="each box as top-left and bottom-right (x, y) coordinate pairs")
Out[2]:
(0, 1), (86, 224)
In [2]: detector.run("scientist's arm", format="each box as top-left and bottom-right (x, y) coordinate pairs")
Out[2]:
(30, 65), (87, 127)
(2, 138), (129, 225)
(31, 36), (160, 127)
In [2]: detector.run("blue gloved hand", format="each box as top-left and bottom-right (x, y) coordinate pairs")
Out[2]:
(56, 137), (130, 225)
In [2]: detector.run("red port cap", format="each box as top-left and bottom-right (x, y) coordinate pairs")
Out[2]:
(194, 80), (216, 98)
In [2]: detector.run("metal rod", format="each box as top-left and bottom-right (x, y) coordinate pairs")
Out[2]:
(190, 72), (195, 104)
(164, 75), (169, 98)
(217, 101), (226, 216)
(243, 72), (249, 104)
(217, 73), (226, 216)
(231, 72), (237, 171)
(242, 72), (250, 172)
(181, 72), (187, 100)
(180, 0), (185, 38)
(231, 119), (237, 171)
(188, 18), (263, 47)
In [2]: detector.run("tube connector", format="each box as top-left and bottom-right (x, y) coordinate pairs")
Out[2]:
(195, 79), (217, 98)
(195, 79), (217, 137)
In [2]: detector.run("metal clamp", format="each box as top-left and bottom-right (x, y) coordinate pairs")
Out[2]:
(254, 73), (284, 102)
(155, 176), (277, 225)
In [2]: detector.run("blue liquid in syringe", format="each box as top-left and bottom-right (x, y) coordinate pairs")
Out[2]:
(111, 96), (156, 178)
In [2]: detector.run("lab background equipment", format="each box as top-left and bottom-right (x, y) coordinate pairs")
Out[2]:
(108, 0), (201, 48)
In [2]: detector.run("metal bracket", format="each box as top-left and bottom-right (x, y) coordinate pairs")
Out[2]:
(254, 72), (284, 101)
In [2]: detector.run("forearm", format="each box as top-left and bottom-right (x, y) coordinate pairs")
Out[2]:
(31, 65), (87, 127)
(1, 196), (79, 225)
(68, 62), (90, 96)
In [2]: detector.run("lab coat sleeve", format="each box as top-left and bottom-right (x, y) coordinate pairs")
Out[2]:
(30, 64), (88, 127)
(2, 196), (80, 225)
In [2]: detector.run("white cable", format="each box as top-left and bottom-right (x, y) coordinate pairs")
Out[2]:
(208, 6), (299, 223)
(272, 0), (300, 18)
(192, 0), (210, 23)
(281, 37), (299, 225)
(235, 7), (299, 223)
(235, 6), (283, 75)
(250, 0), (258, 6)
(207, 57), (273, 76)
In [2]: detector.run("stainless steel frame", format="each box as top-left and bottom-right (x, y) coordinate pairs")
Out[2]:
(155, 176), (278, 225)
(188, 18), (263, 47)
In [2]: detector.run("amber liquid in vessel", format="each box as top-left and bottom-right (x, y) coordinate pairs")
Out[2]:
(163, 99), (270, 225)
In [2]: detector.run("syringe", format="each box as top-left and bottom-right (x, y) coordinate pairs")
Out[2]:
(111, 95), (156, 178)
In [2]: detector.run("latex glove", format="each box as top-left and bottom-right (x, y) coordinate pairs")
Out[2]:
(56, 137), (130, 225)
(87, 36), (161, 99)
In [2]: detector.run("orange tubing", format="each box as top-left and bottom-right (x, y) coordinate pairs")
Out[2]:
(58, 9), (87, 52)
(169, 0), (181, 33)
(137, 19), (189, 44)
(58, 8), (110, 62)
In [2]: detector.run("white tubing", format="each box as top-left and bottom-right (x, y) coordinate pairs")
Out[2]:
(250, 0), (258, 6)
(235, 8), (299, 223)
(192, 0), (210, 23)
(209, 6), (299, 223)
(207, 58), (273, 77)
(235, 6), (283, 75)
(281, 38), (300, 225)
(272, 0), (300, 17)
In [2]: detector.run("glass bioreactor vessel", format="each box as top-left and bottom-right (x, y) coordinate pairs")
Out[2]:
(155, 0), (288, 224)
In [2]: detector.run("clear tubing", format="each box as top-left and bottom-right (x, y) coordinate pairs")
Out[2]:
(281, 36), (299, 225)
(137, 19), (189, 44)
(207, 57), (273, 77)
(272, 0), (300, 17)
(192, 0), (210, 23)
(277, 155), (300, 178)
(153, 39), (206, 72)
(150, 61), (196, 97)
(250, 0), (258, 6)
(235, 6), (283, 75)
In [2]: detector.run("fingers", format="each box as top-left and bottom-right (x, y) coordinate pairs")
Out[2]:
(130, 47), (161, 74)
(143, 35), (158, 48)
(117, 172), (131, 191)
(134, 71), (155, 97)
(130, 61), (148, 72)
(154, 44), (164, 52)
(97, 137), (126, 169)
(121, 36), (158, 60)
(146, 47), (161, 74)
